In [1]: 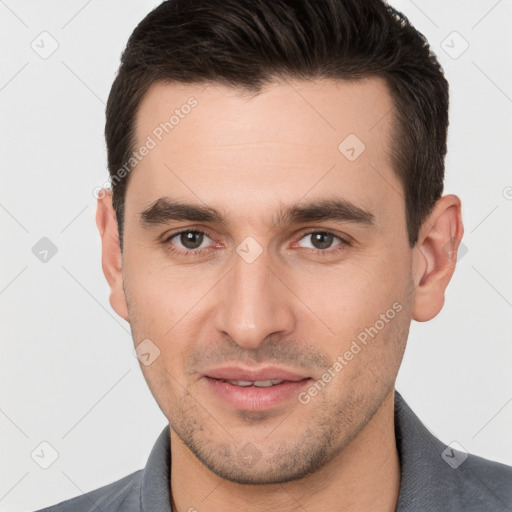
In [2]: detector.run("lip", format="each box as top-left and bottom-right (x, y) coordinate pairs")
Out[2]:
(201, 366), (312, 412)
(203, 366), (309, 382)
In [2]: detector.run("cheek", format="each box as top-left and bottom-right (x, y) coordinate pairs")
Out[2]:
(124, 255), (209, 332)
(295, 253), (409, 338)
(138, 356), (189, 421)
(124, 264), (211, 376)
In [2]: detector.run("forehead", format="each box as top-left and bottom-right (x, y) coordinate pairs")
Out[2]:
(135, 77), (394, 151)
(127, 77), (402, 231)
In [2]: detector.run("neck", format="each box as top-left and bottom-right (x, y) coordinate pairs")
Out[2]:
(170, 390), (400, 512)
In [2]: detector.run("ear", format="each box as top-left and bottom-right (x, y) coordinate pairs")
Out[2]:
(95, 189), (129, 322)
(411, 194), (464, 322)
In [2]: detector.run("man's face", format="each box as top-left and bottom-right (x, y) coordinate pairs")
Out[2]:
(119, 78), (416, 483)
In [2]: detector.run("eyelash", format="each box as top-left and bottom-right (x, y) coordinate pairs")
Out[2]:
(161, 229), (351, 257)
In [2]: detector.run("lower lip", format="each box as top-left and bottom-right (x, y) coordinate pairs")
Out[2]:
(203, 377), (312, 411)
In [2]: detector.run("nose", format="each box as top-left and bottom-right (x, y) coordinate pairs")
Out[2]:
(213, 246), (296, 350)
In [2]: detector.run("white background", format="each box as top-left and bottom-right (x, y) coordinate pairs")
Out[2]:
(1, 1), (511, 510)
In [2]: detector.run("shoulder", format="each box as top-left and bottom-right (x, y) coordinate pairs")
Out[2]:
(453, 451), (512, 510)
(394, 391), (512, 511)
(32, 469), (143, 512)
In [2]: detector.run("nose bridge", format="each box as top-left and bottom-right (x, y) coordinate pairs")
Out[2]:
(214, 243), (295, 348)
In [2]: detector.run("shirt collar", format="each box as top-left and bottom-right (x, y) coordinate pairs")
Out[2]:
(140, 423), (172, 512)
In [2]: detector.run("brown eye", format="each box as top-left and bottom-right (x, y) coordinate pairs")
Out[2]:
(298, 231), (344, 251)
(178, 231), (205, 249)
(311, 232), (334, 250)
(165, 230), (212, 253)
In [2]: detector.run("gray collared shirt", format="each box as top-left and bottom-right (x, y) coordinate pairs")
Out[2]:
(34, 391), (512, 511)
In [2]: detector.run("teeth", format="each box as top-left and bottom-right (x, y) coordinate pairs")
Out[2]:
(226, 380), (253, 387)
(254, 379), (284, 387)
(225, 379), (284, 387)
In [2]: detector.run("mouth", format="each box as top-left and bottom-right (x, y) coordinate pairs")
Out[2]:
(214, 378), (292, 387)
(202, 367), (312, 411)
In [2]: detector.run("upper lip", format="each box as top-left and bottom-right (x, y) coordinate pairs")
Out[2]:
(203, 366), (310, 382)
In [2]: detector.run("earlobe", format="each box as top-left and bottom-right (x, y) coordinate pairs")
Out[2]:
(95, 189), (130, 322)
(412, 194), (464, 322)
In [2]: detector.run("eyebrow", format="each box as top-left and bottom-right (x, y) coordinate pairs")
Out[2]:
(139, 197), (375, 229)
